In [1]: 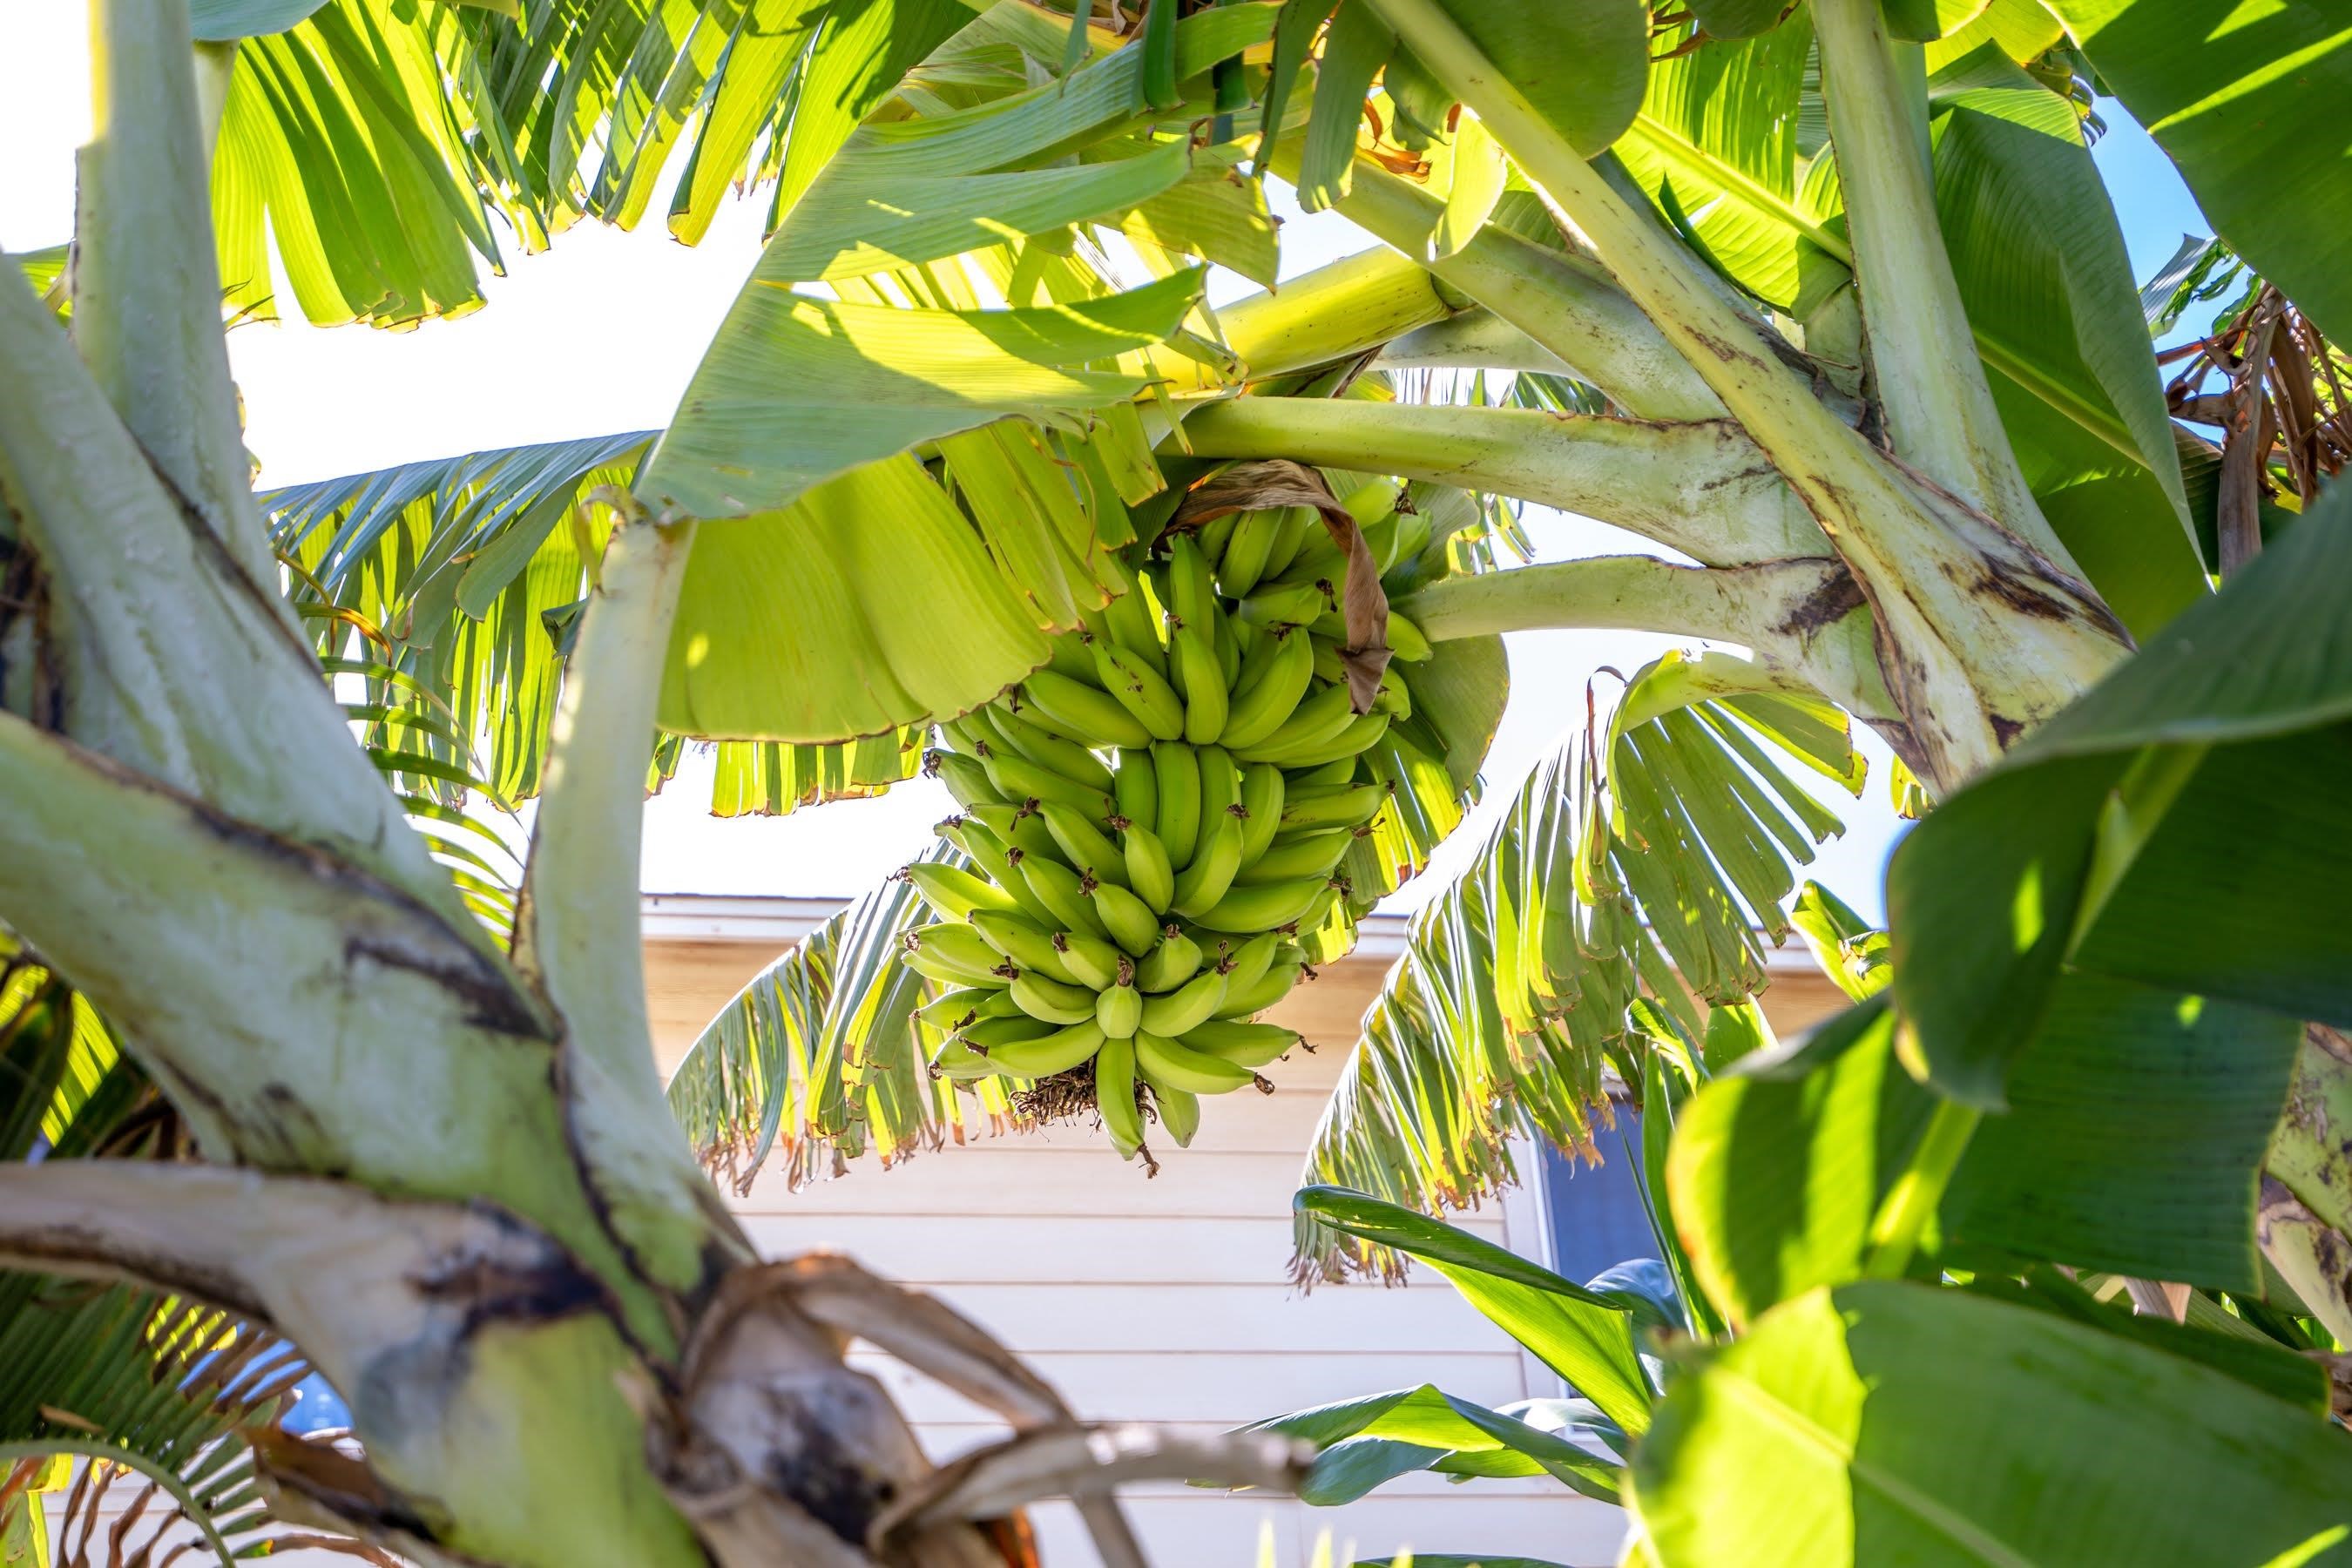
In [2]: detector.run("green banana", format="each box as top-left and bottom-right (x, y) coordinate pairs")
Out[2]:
(1218, 508), (1283, 597)
(1236, 763), (1284, 868)
(1045, 633), (1101, 685)
(1278, 781), (1387, 832)
(1154, 1082), (1202, 1147)
(1218, 958), (1306, 1018)
(1237, 578), (1328, 627)
(1262, 506), (1312, 579)
(1139, 970), (1226, 1037)
(1022, 669), (1152, 749)
(1113, 747), (1159, 832)
(1239, 828), (1355, 883)
(1056, 931), (1123, 991)
(1168, 532), (1217, 631)
(983, 750), (1115, 819)
(1267, 711), (1390, 769)
(936, 712), (996, 754)
(960, 803), (1058, 861)
(1135, 1029), (1266, 1096)
(902, 861), (1018, 921)
(1123, 822), (1176, 913)
(1135, 927), (1202, 992)
(1010, 972), (1099, 1026)
(1102, 572), (1170, 677)
(1091, 877), (1162, 956)
(1217, 930), (1281, 996)
(902, 923), (1005, 985)
(1173, 621), (1227, 744)
(1182, 1018), (1301, 1069)
(1200, 510), (1238, 566)
(1212, 598), (1242, 691)
(929, 1037), (998, 1080)
(916, 984), (1015, 1031)
(1170, 811), (1245, 919)
(1194, 744), (1241, 824)
(1151, 742), (1201, 867)
(1219, 628), (1315, 750)
(930, 750), (1005, 811)
(1097, 972), (1142, 1039)
(1371, 664), (1413, 719)
(1037, 801), (1127, 885)
(1362, 500), (1429, 574)
(1341, 477), (1402, 525)
(1387, 610), (1433, 662)
(1014, 854), (1112, 942)
(989, 702), (1114, 792)
(1291, 756), (1362, 790)
(985, 1020), (1106, 1078)
(1096, 1037), (1146, 1159)
(1195, 877), (1332, 936)
(1092, 635), (1186, 741)
(961, 1013), (1060, 1050)
(943, 821), (1065, 929)
(970, 909), (1078, 982)
(1227, 682), (1353, 763)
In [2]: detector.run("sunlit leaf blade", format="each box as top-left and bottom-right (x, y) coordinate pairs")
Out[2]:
(1293, 1187), (1655, 1436)
(1630, 1281), (2352, 1567)
(2044, 0), (2352, 345)
(1617, 18), (1843, 315)
(665, 841), (1024, 1187)
(1892, 476), (2352, 1102)
(213, 3), (513, 328)
(1229, 1382), (1622, 1504)
(1926, 45), (2203, 636)
(1417, 0), (1649, 158)
(639, 267), (1207, 518)
(767, 133), (1195, 283)
(660, 454), (1060, 740)
(267, 436), (967, 804)
(1671, 974), (2293, 1327)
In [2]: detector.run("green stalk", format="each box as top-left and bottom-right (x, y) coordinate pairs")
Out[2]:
(514, 508), (749, 1299)
(1217, 247), (1458, 377)
(1179, 396), (1826, 564)
(75, 0), (282, 598)
(1360, 0), (2131, 788)
(1400, 558), (1894, 720)
(1267, 138), (1727, 422)
(1809, 0), (2072, 567)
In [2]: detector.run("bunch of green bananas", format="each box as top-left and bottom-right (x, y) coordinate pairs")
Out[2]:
(899, 497), (1432, 1164)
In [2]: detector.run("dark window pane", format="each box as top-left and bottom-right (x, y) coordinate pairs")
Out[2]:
(1540, 1112), (1657, 1288)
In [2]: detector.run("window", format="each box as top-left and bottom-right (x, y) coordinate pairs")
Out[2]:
(1538, 1105), (1658, 1288)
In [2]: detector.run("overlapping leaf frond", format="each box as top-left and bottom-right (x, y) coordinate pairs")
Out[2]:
(1297, 652), (1863, 1282)
(666, 842), (1031, 1190)
(205, 0), (527, 328)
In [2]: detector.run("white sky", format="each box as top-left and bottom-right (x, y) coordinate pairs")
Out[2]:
(3, 9), (2211, 923)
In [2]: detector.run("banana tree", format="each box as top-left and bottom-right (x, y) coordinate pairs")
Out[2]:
(9, 0), (2351, 1564)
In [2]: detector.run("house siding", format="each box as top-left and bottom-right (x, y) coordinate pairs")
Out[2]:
(661, 901), (1848, 1566)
